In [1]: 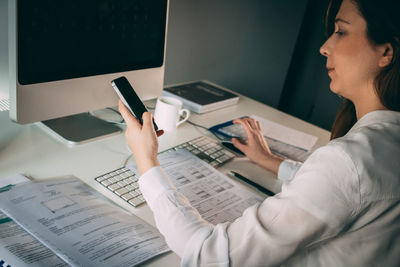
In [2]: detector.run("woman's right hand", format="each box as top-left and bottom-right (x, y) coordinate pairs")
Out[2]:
(118, 100), (164, 175)
(232, 117), (284, 174)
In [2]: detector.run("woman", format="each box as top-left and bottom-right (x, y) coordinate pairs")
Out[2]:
(119, 0), (400, 266)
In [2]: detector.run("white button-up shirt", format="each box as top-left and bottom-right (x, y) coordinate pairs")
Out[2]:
(139, 110), (400, 266)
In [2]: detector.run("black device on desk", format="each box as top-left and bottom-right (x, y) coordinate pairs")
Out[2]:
(220, 141), (245, 156)
(111, 76), (158, 131)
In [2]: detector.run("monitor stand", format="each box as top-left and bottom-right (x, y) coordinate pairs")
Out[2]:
(40, 112), (122, 146)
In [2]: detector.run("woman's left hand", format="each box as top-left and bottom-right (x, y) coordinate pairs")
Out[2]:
(118, 100), (164, 175)
(232, 117), (284, 174)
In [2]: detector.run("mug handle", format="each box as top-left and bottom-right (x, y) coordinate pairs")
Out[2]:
(176, 109), (190, 127)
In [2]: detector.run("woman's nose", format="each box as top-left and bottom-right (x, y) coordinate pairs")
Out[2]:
(320, 39), (330, 57)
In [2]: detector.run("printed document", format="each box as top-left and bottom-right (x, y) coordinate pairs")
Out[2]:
(0, 176), (169, 267)
(0, 174), (66, 266)
(0, 210), (67, 267)
(129, 149), (265, 224)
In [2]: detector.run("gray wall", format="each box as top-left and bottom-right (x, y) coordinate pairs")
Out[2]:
(164, 0), (308, 108)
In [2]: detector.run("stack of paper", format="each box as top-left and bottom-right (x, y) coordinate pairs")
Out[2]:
(0, 176), (169, 267)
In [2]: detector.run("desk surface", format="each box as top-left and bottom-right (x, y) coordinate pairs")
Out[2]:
(0, 93), (330, 266)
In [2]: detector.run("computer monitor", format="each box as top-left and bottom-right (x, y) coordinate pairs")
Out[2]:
(8, 0), (169, 144)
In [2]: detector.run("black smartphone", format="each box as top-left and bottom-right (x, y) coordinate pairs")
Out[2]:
(111, 76), (158, 131)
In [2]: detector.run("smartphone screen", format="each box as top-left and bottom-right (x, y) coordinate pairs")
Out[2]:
(111, 76), (158, 130)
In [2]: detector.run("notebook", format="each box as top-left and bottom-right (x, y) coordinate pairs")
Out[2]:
(162, 80), (239, 113)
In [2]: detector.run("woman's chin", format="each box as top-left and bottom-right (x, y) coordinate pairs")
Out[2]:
(329, 81), (341, 95)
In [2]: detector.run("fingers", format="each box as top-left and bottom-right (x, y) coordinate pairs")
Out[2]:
(234, 117), (259, 130)
(233, 117), (262, 143)
(141, 112), (155, 131)
(246, 118), (258, 129)
(232, 138), (247, 152)
(118, 100), (141, 128)
(233, 119), (253, 141)
(256, 121), (262, 131)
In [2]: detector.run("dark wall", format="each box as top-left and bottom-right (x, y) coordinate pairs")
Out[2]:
(279, 0), (341, 130)
(164, 0), (308, 108)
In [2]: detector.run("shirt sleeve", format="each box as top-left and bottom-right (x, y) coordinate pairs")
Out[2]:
(277, 159), (303, 182)
(139, 145), (359, 266)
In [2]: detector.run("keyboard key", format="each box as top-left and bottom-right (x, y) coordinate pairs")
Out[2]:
(125, 184), (136, 191)
(192, 149), (201, 155)
(125, 177), (137, 184)
(107, 177), (117, 184)
(218, 155), (231, 163)
(109, 171), (118, 176)
(224, 151), (236, 158)
(117, 181), (128, 187)
(115, 187), (129, 196)
(126, 170), (135, 176)
(107, 184), (121, 191)
(120, 172), (129, 178)
(210, 154), (218, 159)
(130, 190), (139, 198)
(128, 197), (144, 207)
(121, 193), (134, 201)
(100, 180), (112, 186)
(96, 176), (107, 182)
(114, 175), (125, 182)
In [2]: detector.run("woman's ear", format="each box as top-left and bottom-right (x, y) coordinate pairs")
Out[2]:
(378, 43), (394, 68)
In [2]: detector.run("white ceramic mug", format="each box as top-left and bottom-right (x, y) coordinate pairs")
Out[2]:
(154, 96), (190, 132)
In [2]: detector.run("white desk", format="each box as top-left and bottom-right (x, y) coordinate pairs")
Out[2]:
(0, 93), (330, 266)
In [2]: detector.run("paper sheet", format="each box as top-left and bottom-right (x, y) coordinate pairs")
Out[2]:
(0, 211), (67, 267)
(0, 177), (169, 267)
(129, 149), (265, 225)
(0, 174), (66, 267)
(251, 115), (317, 151)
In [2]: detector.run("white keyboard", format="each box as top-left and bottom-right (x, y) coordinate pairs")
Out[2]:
(95, 136), (237, 207)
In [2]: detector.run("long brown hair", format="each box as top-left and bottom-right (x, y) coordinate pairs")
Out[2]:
(326, 0), (400, 140)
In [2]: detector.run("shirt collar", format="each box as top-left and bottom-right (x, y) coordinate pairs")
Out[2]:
(349, 110), (400, 133)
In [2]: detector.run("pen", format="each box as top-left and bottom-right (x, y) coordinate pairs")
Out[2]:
(230, 171), (275, 196)
(0, 184), (14, 193)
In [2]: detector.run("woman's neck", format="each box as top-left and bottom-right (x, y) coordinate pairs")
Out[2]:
(354, 95), (387, 120)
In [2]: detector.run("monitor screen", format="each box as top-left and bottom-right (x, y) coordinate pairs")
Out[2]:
(18, 0), (167, 85)
(9, 0), (169, 125)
